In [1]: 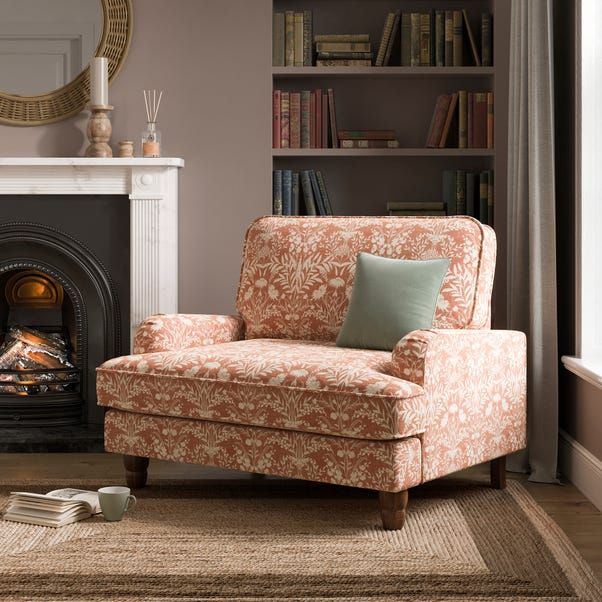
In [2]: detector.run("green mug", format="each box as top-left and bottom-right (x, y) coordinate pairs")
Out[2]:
(98, 486), (137, 522)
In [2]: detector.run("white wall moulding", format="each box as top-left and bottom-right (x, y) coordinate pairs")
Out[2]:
(0, 158), (184, 347)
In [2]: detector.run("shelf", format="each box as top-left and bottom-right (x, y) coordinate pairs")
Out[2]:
(272, 148), (495, 157)
(272, 66), (495, 78)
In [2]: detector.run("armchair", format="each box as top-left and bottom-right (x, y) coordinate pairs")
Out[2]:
(97, 216), (526, 530)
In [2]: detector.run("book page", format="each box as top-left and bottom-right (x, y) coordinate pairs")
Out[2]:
(45, 489), (101, 514)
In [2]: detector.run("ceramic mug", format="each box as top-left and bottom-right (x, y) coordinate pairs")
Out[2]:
(98, 486), (136, 521)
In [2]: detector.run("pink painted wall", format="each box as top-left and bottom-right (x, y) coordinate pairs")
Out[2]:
(0, 0), (272, 314)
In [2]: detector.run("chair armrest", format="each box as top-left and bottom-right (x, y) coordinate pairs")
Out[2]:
(133, 314), (245, 354)
(391, 329), (527, 481)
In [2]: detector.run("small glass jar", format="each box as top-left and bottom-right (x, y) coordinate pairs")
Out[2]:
(141, 122), (161, 157)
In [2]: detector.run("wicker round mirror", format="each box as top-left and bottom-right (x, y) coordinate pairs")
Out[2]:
(0, 0), (133, 126)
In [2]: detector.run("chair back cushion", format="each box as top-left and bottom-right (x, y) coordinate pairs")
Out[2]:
(236, 216), (496, 341)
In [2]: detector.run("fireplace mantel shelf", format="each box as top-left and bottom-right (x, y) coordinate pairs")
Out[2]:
(0, 157), (184, 348)
(0, 157), (184, 167)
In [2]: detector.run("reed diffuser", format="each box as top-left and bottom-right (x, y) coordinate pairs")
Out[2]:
(142, 89), (163, 157)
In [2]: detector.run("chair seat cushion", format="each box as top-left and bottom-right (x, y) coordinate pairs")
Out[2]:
(97, 339), (428, 441)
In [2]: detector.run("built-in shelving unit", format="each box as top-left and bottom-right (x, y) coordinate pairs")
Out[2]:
(273, 66), (496, 78)
(273, 148), (495, 157)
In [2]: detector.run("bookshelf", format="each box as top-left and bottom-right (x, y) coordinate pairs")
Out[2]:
(271, 0), (509, 326)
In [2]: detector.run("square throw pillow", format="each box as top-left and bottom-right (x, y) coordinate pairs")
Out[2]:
(336, 252), (449, 351)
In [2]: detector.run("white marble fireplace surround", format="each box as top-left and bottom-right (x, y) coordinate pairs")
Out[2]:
(0, 158), (184, 348)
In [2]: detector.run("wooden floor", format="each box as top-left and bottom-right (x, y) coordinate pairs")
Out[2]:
(1, 453), (601, 581)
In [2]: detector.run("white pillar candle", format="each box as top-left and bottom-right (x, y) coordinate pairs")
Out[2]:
(90, 57), (108, 106)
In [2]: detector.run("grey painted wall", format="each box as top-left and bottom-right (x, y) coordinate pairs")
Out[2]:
(0, 0), (272, 314)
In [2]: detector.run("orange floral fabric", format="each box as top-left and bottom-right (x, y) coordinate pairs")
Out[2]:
(133, 314), (244, 354)
(392, 329), (527, 481)
(97, 339), (427, 441)
(236, 216), (496, 341)
(104, 409), (423, 492)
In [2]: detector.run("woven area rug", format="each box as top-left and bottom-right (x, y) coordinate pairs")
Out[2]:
(0, 477), (600, 601)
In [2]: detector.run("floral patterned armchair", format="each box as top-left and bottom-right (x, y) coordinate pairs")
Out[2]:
(97, 216), (526, 530)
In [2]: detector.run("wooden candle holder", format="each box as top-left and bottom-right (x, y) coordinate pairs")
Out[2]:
(85, 105), (114, 158)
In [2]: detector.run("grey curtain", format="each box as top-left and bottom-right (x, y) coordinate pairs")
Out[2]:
(507, 0), (559, 483)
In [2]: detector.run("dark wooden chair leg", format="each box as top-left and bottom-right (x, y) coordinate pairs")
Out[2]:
(124, 455), (149, 489)
(490, 455), (507, 489)
(378, 490), (409, 530)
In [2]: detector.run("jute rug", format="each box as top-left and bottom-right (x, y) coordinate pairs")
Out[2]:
(0, 477), (600, 601)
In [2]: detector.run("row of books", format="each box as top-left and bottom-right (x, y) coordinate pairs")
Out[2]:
(426, 91), (494, 149)
(443, 169), (494, 226)
(273, 169), (334, 216)
(273, 10), (313, 67)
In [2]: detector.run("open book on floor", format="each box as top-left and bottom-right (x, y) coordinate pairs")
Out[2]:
(3, 488), (101, 528)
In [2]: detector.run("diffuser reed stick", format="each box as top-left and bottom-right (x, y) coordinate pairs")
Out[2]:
(142, 89), (163, 157)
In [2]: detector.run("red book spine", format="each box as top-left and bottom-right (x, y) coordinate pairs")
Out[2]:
(321, 93), (329, 148)
(310, 91), (316, 149)
(315, 89), (322, 149)
(280, 91), (290, 148)
(425, 94), (451, 148)
(473, 93), (488, 148)
(272, 90), (281, 149)
(289, 92), (301, 149)
(486, 92), (494, 148)
(467, 92), (474, 148)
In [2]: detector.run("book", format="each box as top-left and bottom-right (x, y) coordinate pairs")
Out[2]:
(3, 488), (101, 528)
(301, 90), (311, 148)
(456, 169), (466, 214)
(376, 12), (396, 66)
(292, 172), (300, 215)
(273, 12), (285, 67)
(487, 92), (494, 148)
(309, 170), (326, 215)
(442, 170), (456, 215)
(439, 92), (458, 147)
(384, 11), (401, 66)
(429, 9), (436, 66)
(338, 130), (396, 140)
(315, 89), (322, 149)
(327, 88), (338, 148)
(282, 169), (293, 215)
(316, 59), (372, 66)
(444, 11), (453, 67)
(273, 170), (283, 215)
(467, 92), (473, 148)
(316, 52), (373, 60)
(285, 11), (295, 67)
(290, 92), (301, 149)
(340, 139), (399, 148)
(479, 171), (488, 224)
(466, 172), (477, 217)
(314, 34), (370, 42)
(458, 90), (468, 148)
(316, 171), (333, 215)
(452, 11), (463, 66)
(321, 93), (329, 147)
(300, 170), (317, 215)
(316, 42), (371, 52)
(481, 13), (493, 67)
(310, 91), (316, 148)
(462, 9), (481, 66)
(435, 11), (445, 67)
(272, 90), (281, 149)
(280, 91), (290, 148)
(473, 92), (487, 148)
(401, 13), (411, 66)
(487, 169), (494, 227)
(294, 12), (304, 67)
(410, 13), (421, 67)
(303, 10), (313, 66)
(420, 12), (431, 66)
(426, 94), (452, 148)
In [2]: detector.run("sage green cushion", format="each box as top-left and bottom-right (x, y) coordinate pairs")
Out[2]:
(336, 253), (449, 351)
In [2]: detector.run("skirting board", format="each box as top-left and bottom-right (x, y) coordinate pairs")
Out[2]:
(559, 429), (602, 511)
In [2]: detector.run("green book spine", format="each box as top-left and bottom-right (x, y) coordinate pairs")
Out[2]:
(309, 170), (326, 215)
(303, 10), (313, 66)
(410, 13), (421, 67)
(285, 11), (295, 66)
(419, 13), (430, 66)
(273, 12), (285, 67)
(442, 170), (456, 215)
(401, 13), (411, 66)
(452, 10), (463, 66)
(435, 11), (445, 67)
(294, 13), (304, 67)
(316, 171), (333, 215)
(376, 12), (395, 66)
(272, 170), (283, 215)
(487, 169), (494, 227)
(429, 9), (436, 66)
(384, 11), (401, 66)
(458, 90), (468, 148)
(479, 171), (488, 224)
(455, 169), (466, 214)
(444, 11), (453, 67)
(466, 172), (476, 217)
(301, 90), (311, 149)
(481, 13), (493, 67)
(300, 171), (317, 215)
(292, 172), (300, 215)
(282, 169), (292, 216)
